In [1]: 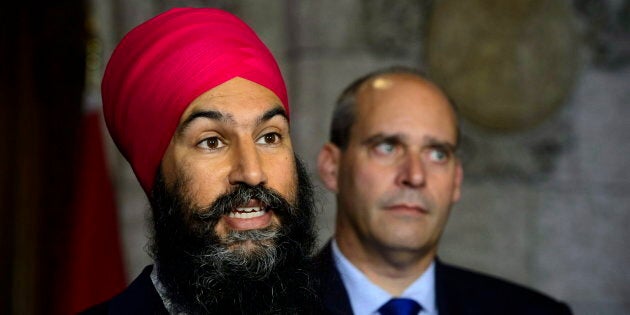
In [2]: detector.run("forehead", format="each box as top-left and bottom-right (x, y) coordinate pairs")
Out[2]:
(179, 77), (285, 123)
(352, 74), (458, 142)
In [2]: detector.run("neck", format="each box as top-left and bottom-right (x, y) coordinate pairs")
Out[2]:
(335, 235), (435, 296)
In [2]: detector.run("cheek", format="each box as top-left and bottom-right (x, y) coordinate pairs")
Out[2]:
(160, 143), (180, 187)
(427, 174), (458, 207)
(339, 162), (384, 207)
(354, 162), (393, 194)
(265, 153), (298, 199)
(188, 176), (220, 206)
(180, 159), (229, 207)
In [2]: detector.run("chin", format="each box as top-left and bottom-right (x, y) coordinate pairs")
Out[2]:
(226, 238), (274, 251)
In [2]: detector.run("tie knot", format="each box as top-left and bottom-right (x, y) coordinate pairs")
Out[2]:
(378, 298), (423, 315)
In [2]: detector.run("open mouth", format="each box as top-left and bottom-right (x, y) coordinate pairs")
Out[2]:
(222, 199), (274, 230)
(227, 206), (268, 219)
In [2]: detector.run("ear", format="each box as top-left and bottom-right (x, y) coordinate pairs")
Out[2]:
(317, 143), (341, 193)
(451, 161), (464, 203)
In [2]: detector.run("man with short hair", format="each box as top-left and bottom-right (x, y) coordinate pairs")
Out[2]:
(81, 8), (319, 314)
(314, 67), (572, 314)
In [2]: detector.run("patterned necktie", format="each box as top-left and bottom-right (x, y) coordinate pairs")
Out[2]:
(378, 298), (423, 315)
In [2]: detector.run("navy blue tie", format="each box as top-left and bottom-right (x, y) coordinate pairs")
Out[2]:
(378, 298), (423, 315)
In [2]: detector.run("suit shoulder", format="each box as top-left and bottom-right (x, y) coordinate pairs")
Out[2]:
(438, 262), (572, 314)
(78, 301), (109, 315)
(78, 265), (168, 315)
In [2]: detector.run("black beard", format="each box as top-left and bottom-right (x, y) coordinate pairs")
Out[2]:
(149, 156), (320, 314)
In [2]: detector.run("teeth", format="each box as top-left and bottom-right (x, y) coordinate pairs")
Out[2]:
(228, 206), (266, 219)
(236, 207), (261, 212)
(228, 210), (266, 219)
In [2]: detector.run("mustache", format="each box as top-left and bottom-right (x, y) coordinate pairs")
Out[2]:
(148, 156), (320, 314)
(193, 184), (295, 222)
(379, 189), (433, 210)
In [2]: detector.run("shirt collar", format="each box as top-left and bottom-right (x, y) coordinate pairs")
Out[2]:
(331, 240), (437, 314)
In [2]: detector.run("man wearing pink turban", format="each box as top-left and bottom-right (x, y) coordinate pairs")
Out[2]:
(81, 8), (320, 314)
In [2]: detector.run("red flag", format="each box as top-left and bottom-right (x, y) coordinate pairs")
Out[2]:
(57, 109), (127, 314)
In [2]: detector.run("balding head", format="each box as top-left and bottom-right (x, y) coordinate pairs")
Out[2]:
(329, 66), (460, 151)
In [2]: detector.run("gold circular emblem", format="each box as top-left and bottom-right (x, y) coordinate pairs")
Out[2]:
(426, 0), (580, 131)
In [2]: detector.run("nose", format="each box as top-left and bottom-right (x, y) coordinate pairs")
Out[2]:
(397, 151), (425, 188)
(227, 140), (268, 187)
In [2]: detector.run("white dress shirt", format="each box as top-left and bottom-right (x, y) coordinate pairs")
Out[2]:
(331, 240), (438, 315)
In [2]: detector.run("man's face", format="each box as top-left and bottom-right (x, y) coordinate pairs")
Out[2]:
(320, 73), (463, 262)
(152, 77), (318, 313)
(161, 77), (297, 245)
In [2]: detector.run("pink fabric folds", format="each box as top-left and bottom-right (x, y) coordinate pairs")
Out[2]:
(102, 8), (289, 196)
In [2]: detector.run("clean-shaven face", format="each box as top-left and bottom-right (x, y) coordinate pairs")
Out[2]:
(333, 73), (463, 261)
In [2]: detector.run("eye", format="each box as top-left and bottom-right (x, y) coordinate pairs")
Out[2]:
(197, 136), (226, 150)
(427, 147), (450, 163)
(372, 141), (397, 156)
(256, 132), (282, 145)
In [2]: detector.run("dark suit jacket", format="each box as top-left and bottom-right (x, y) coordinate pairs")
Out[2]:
(79, 265), (168, 315)
(313, 242), (573, 315)
(80, 264), (325, 314)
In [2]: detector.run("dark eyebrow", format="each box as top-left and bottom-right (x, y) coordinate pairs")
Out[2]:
(259, 106), (288, 124)
(178, 110), (233, 135)
(361, 133), (403, 146)
(424, 136), (458, 153)
(361, 133), (457, 153)
(177, 105), (288, 135)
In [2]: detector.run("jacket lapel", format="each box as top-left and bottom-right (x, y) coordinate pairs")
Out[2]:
(313, 241), (355, 315)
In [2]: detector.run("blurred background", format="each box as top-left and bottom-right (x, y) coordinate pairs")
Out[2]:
(1, 0), (628, 314)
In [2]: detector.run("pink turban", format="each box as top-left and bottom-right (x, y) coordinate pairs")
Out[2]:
(102, 8), (289, 196)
